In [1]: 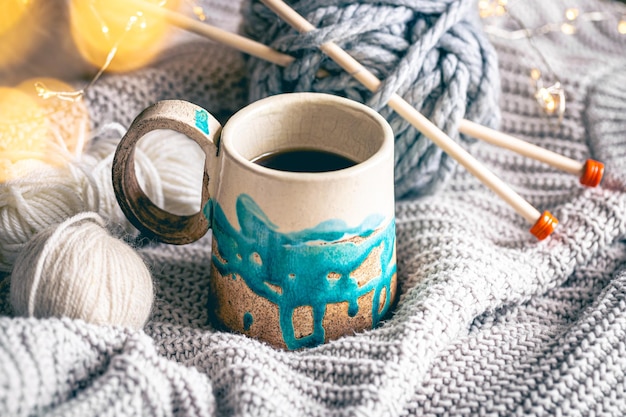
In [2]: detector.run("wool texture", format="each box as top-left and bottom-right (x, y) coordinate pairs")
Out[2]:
(0, 162), (96, 271)
(10, 212), (154, 330)
(243, 0), (501, 197)
(0, 125), (205, 271)
(81, 126), (206, 235)
(1, 0), (626, 416)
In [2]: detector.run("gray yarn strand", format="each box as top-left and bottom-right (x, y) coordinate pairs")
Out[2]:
(243, 0), (501, 197)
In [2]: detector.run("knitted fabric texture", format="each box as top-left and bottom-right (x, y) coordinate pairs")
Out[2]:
(243, 0), (501, 197)
(2, 0), (626, 416)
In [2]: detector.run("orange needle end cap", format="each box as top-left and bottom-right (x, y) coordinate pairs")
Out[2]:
(530, 211), (558, 241)
(580, 159), (604, 187)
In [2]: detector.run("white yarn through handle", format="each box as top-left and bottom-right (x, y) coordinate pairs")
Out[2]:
(0, 123), (205, 271)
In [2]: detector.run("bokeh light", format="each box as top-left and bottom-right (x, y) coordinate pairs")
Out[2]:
(0, 0), (30, 36)
(18, 78), (91, 156)
(0, 0), (41, 70)
(0, 79), (91, 182)
(69, 0), (181, 73)
(0, 87), (49, 181)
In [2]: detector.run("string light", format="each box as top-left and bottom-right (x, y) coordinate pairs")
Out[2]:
(483, 8), (626, 39)
(619, 15), (626, 34)
(480, 2), (626, 122)
(37, 0), (211, 103)
(531, 69), (565, 120)
(37, 15), (137, 102)
(36, 0), (180, 103)
(34, 46), (117, 102)
(478, 0), (508, 19)
(69, 0), (180, 72)
(21, 78), (91, 156)
(185, 0), (207, 21)
(0, 79), (91, 181)
(565, 8), (580, 21)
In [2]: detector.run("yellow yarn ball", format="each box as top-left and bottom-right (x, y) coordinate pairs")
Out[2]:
(10, 212), (154, 329)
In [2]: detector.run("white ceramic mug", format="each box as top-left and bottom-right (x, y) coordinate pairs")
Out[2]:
(113, 92), (397, 349)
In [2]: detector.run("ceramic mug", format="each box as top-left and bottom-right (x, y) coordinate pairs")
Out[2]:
(112, 92), (397, 350)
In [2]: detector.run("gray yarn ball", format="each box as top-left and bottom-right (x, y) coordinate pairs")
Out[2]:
(242, 0), (501, 198)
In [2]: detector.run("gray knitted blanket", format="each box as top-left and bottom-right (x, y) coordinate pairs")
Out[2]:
(2, 0), (626, 415)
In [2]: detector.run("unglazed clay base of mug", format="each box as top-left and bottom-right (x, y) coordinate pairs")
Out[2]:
(206, 194), (397, 350)
(210, 245), (398, 350)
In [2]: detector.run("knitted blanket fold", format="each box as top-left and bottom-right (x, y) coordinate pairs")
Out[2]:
(2, 0), (626, 416)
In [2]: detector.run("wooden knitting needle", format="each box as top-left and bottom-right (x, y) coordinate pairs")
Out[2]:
(131, 0), (603, 188)
(130, 0), (556, 239)
(129, 0), (294, 67)
(458, 119), (603, 187)
(259, 0), (561, 239)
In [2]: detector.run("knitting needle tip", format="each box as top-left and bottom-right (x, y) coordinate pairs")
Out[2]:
(528, 159), (602, 240)
(580, 159), (604, 187)
(530, 211), (558, 240)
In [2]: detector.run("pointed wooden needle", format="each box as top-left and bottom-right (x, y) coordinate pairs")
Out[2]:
(131, 0), (603, 188)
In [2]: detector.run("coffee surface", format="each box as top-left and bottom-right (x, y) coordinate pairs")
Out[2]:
(253, 148), (357, 172)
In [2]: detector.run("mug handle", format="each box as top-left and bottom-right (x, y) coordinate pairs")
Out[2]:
(112, 100), (222, 244)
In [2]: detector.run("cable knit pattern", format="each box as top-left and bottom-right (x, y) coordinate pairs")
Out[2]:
(1, 0), (626, 416)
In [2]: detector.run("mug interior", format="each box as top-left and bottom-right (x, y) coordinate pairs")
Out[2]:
(223, 93), (388, 168)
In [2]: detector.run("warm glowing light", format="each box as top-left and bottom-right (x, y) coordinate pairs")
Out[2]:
(565, 8), (579, 21)
(478, 0), (507, 18)
(618, 18), (626, 34)
(18, 78), (91, 157)
(0, 87), (49, 182)
(530, 68), (541, 81)
(0, 0), (30, 36)
(560, 22), (577, 35)
(0, 78), (91, 182)
(535, 83), (564, 118)
(483, 4), (625, 124)
(69, 0), (181, 73)
(538, 89), (557, 113)
(0, 0), (41, 70)
(192, 6), (206, 21)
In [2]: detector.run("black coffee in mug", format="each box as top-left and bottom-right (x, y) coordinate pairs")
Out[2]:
(252, 148), (357, 173)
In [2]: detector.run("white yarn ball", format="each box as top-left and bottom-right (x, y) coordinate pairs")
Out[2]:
(10, 212), (153, 330)
(0, 124), (205, 270)
(0, 161), (95, 271)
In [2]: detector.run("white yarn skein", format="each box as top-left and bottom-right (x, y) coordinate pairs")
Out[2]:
(0, 161), (96, 271)
(82, 127), (205, 234)
(10, 212), (154, 330)
(0, 125), (205, 271)
(82, 135), (166, 236)
(136, 129), (205, 216)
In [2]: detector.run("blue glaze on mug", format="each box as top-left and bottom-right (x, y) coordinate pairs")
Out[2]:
(243, 312), (254, 331)
(204, 194), (396, 350)
(195, 109), (209, 134)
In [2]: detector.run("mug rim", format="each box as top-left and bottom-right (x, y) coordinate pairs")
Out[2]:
(221, 92), (394, 181)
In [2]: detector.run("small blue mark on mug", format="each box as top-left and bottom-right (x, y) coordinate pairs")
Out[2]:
(195, 109), (209, 134)
(243, 312), (254, 331)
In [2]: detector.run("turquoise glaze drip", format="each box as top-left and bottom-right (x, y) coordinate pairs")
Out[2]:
(205, 194), (396, 350)
(195, 109), (209, 134)
(243, 312), (254, 331)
